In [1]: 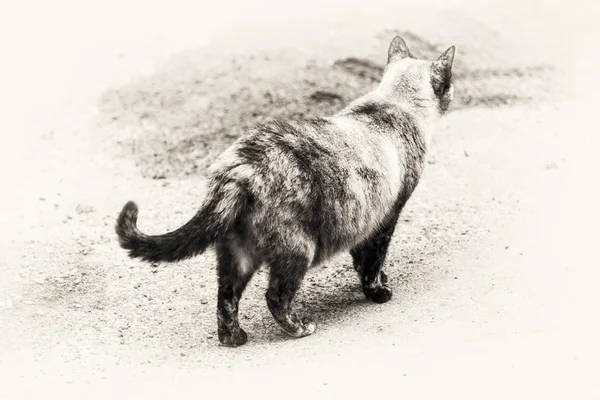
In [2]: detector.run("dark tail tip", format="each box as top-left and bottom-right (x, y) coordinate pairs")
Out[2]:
(115, 201), (140, 251)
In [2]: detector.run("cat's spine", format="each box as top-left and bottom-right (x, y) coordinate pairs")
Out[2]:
(115, 181), (247, 263)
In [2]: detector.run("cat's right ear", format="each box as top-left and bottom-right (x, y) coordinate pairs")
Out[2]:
(430, 46), (455, 96)
(387, 36), (413, 64)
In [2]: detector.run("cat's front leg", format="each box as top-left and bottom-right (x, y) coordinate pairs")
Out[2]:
(350, 212), (400, 304)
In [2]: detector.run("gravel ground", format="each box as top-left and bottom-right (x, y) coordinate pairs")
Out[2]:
(0, 0), (598, 399)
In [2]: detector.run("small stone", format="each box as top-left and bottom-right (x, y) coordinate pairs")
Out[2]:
(76, 204), (96, 214)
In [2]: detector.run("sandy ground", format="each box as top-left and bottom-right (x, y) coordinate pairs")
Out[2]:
(1, 0), (599, 399)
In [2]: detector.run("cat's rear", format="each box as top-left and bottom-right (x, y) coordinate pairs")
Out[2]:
(214, 112), (424, 267)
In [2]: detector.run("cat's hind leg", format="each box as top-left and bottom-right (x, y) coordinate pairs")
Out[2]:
(350, 212), (400, 304)
(216, 239), (259, 347)
(265, 254), (316, 338)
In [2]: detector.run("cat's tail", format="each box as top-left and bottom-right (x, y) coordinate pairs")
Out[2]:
(115, 182), (248, 263)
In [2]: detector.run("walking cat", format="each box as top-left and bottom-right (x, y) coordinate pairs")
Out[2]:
(116, 36), (456, 347)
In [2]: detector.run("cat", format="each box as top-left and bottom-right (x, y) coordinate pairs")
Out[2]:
(116, 36), (456, 347)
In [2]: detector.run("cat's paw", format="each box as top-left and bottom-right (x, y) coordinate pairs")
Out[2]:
(364, 284), (393, 304)
(218, 327), (248, 347)
(380, 270), (389, 284)
(287, 318), (317, 338)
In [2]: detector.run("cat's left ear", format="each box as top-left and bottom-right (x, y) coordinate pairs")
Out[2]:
(430, 46), (455, 95)
(387, 36), (413, 63)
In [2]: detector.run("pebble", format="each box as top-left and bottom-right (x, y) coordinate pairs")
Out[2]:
(76, 204), (96, 214)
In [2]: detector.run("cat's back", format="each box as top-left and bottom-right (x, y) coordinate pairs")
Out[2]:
(223, 117), (374, 178)
(210, 113), (403, 195)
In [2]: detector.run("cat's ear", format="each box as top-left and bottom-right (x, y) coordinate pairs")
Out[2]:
(430, 46), (455, 95)
(387, 36), (413, 63)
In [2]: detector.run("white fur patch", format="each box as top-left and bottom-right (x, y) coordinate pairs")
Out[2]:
(229, 164), (254, 180)
(232, 244), (252, 275)
(208, 143), (239, 174)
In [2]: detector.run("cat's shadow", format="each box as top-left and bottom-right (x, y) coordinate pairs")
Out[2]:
(249, 295), (373, 346)
(246, 260), (422, 346)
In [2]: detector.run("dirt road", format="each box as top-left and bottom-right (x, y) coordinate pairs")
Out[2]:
(1, 1), (598, 398)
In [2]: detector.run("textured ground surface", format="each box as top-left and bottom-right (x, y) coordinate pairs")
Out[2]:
(1, 0), (599, 398)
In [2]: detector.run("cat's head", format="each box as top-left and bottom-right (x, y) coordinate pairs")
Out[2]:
(379, 36), (456, 116)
